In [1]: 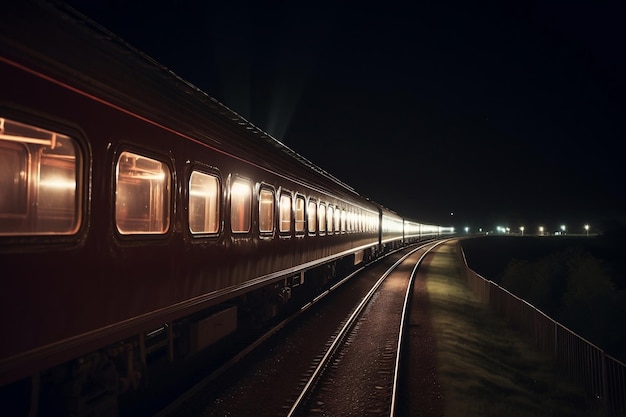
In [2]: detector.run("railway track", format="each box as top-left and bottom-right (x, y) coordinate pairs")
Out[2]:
(155, 241), (442, 417)
(286, 243), (439, 417)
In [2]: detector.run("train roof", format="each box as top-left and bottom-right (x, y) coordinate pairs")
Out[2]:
(1, 1), (360, 199)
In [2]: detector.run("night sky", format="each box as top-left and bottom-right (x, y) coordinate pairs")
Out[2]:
(66, 0), (624, 232)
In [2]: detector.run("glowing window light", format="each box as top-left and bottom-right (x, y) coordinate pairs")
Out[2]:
(318, 203), (326, 233)
(39, 177), (76, 190)
(230, 179), (251, 233)
(295, 195), (305, 234)
(116, 151), (171, 235)
(189, 171), (220, 234)
(1, 117), (81, 236)
(279, 193), (292, 233)
(258, 188), (274, 234)
(326, 205), (334, 233)
(307, 199), (317, 234)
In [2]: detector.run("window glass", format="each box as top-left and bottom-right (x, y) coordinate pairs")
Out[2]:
(0, 117), (81, 235)
(318, 203), (326, 233)
(279, 193), (292, 233)
(340, 209), (346, 233)
(116, 151), (170, 234)
(295, 195), (305, 234)
(259, 187), (274, 233)
(307, 199), (317, 235)
(231, 179), (251, 233)
(327, 205), (334, 233)
(334, 207), (341, 233)
(189, 170), (220, 234)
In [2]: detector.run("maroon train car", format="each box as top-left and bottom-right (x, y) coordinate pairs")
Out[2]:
(0, 2), (452, 415)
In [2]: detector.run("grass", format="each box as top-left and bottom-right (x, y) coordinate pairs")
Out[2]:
(425, 242), (595, 417)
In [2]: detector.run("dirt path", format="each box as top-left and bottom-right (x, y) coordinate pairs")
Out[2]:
(401, 241), (588, 417)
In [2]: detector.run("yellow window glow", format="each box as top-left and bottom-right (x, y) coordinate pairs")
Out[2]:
(279, 193), (292, 233)
(307, 199), (317, 235)
(116, 151), (171, 235)
(189, 170), (220, 234)
(259, 188), (275, 233)
(231, 179), (251, 233)
(0, 117), (81, 235)
(295, 195), (305, 234)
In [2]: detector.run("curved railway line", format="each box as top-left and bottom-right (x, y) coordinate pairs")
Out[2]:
(155, 240), (445, 417)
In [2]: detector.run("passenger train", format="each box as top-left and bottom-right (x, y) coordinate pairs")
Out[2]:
(0, 2), (453, 415)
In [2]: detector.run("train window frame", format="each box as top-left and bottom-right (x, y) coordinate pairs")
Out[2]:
(230, 176), (252, 234)
(307, 198), (317, 236)
(114, 149), (172, 236)
(326, 205), (334, 234)
(340, 208), (346, 234)
(279, 191), (292, 236)
(318, 202), (326, 235)
(0, 115), (85, 237)
(294, 194), (305, 237)
(258, 184), (275, 237)
(188, 168), (221, 236)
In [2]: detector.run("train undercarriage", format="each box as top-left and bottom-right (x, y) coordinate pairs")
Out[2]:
(1, 250), (372, 417)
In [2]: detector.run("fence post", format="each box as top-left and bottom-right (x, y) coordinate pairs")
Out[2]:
(601, 350), (608, 417)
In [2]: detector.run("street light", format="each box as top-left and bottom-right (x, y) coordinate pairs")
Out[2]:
(519, 226), (524, 236)
(584, 224), (590, 236)
(539, 226), (544, 236)
(560, 224), (566, 235)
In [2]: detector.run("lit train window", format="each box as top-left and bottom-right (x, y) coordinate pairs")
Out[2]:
(0, 117), (81, 235)
(307, 199), (317, 235)
(334, 207), (341, 233)
(295, 195), (305, 235)
(259, 187), (274, 234)
(326, 205), (334, 234)
(340, 209), (346, 233)
(231, 179), (251, 233)
(189, 170), (220, 234)
(318, 203), (326, 234)
(115, 151), (170, 235)
(279, 193), (292, 233)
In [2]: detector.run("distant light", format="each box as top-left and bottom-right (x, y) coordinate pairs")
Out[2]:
(464, 227), (469, 233)
(450, 212), (454, 216)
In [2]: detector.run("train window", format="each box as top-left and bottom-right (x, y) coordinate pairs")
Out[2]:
(259, 187), (274, 234)
(326, 205), (334, 234)
(0, 117), (81, 235)
(307, 199), (317, 235)
(189, 170), (220, 234)
(295, 195), (305, 235)
(279, 192), (292, 233)
(231, 179), (251, 233)
(115, 151), (170, 235)
(334, 207), (341, 233)
(340, 209), (346, 233)
(318, 203), (326, 234)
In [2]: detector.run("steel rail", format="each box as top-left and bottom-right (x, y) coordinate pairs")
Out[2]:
(389, 239), (446, 417)
(286, 242), (439, 417)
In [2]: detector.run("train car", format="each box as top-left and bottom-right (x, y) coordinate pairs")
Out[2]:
(0, 2), (452, 415)
(377, 205), (404, 252)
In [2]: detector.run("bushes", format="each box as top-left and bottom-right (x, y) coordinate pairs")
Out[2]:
(501, 247), (626, 361)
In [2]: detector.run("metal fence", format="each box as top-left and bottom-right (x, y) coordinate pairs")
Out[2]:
(456, 243), (626, 417)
